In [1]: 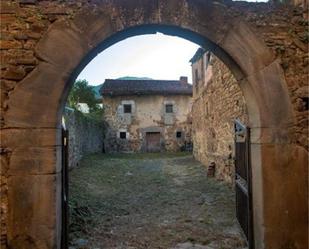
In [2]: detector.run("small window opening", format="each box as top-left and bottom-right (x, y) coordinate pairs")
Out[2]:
(119, 132), (127, 139)
(195, 69), (199, 85)
(165, 104), (173, 113)
(301, 97), (309, 110)
(205, 52), (211, 70)
(176, 131), (182, 138)
(123, 104), (132, 113)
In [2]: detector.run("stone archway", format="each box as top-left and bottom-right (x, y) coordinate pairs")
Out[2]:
(1, 1), (307, 249)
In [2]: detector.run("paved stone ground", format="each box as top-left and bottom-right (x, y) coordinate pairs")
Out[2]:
(69, 153), (247, 249)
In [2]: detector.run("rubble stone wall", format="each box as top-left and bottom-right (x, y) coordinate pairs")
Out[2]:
(103, 95), (192, 153)
(192, 54), (249, 184)
(234, 2), (309, 151)
(0, 1), (307, 150)
(63, 108), (104, 169)
(0, 1), (308, 248)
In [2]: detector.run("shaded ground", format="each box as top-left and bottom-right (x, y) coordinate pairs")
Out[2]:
(69, 153), (247, 249)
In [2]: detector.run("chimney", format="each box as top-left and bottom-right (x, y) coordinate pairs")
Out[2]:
(179, 76), (188, 84)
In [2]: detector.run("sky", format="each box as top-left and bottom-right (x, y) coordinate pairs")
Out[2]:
(77, 33), (199, 86)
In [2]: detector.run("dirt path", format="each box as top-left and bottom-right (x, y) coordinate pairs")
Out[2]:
(69, 153), (247, 249)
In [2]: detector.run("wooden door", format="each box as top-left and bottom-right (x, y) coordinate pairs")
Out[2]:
(146, 132), (161, 152)
(234, 120), (254, 249)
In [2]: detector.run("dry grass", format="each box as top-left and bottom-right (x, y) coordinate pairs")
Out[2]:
(69, 153), (246, 249)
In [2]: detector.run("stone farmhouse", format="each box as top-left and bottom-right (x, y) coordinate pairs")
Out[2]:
(190, 48), (249, 184)
(100, 77), (193, 153)
(1, 1), (308, 248)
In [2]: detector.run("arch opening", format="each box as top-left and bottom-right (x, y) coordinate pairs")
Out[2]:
(59, 24), (249, 128)
(4, 2), (307, 249)
(60, 24), (259, 249)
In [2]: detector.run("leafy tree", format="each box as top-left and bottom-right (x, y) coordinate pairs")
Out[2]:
(85, 107), (104, 122)
(68, 79), (100, 112)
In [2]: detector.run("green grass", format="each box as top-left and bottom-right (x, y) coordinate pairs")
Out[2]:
(68, 152), (246, 248)
(97, 151), (191, 159)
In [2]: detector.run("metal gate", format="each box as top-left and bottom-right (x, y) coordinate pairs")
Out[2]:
(234, 120), (254, 249)
(61, 128), (69, 249)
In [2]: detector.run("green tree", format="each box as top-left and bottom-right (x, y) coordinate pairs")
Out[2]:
(68, 79), (100, 112)
(86, 107), (104, 122)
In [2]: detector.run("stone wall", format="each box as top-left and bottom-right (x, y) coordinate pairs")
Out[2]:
(233, 2), (309, 151)
(192, 54), (249, 184)
(0, 152), (8, 246)
(103, 95), (192, 153)
(0, 1), (307, 147)
(63, 108), (104, 168)
(0, 107), (104, 248)
(0, 1), (308, 248)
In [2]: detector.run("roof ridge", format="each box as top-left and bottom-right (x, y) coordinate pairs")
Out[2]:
(100, 78), (193, 97)
(104, 79), (182, 82)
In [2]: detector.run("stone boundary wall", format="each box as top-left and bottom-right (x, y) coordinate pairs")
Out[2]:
(192, 56), (249, 184)
(63, 108), (104, 169)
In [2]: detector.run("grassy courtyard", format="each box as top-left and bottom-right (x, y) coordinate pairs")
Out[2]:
(69, 153), (246, 249)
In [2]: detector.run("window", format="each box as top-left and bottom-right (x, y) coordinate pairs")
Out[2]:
(205, 52), (211, 70)
(195, 69), (199, 84)
(119, 132), (127, 139)
(165, 104), (173, 113)
(123, 104), (132, 113)
(176, 131), (182, 138)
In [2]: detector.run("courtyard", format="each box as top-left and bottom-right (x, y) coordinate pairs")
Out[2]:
(1, 1), (308, 248)
(69, 153), (246, 249)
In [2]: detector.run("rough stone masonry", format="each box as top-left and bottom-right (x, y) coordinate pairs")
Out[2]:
(101, 78), (193, 153)
(191, 51), (249, 184)
(63, 108), (104, 169)
(0, 0), (308, 248)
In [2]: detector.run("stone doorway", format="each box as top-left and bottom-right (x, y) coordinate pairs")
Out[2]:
(145, 132), (162, 152)
(1, 1), (308, 249)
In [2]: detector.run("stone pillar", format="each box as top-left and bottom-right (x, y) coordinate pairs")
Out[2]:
(1, 128), (62, 249)
(251, 127), (308, 249)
